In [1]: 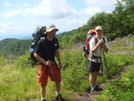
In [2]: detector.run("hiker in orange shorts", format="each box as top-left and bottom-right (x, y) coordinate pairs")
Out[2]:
(34, 24), (65, 101)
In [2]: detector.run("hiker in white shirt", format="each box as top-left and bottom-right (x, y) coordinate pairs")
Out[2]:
(88, 26), (109, 93)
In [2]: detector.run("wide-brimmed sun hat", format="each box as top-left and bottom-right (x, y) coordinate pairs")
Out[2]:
(45, 24), (58, 34)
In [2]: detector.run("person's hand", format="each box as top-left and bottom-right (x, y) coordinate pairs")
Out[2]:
(45, 60), (52, 66)
(58, 63), (62, 70)
(98, 39), (104, 45)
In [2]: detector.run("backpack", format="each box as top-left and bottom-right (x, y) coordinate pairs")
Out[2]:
(29, 25), (46, 61)
(83, 29), (96, 58)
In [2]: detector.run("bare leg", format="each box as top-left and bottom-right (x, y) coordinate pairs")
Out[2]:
(55, 82), (60, 94)
(40, 86), (46, 98)
(89, 72), (98, 84)
(89, 72), (99, 90)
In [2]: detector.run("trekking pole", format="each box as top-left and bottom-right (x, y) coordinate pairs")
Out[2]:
(100, 59), (103, 77)
(103, 52), (108, 77)
(49, 65), (61, 101)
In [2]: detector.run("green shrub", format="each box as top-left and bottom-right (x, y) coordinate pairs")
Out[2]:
(61, 49), (89, 91)
(14, 51), (37, 68)
(101, 54), (134, 78)
(96, 65), (134, 101)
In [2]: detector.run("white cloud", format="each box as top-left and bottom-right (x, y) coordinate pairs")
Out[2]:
(2, 0), (73, 19)
(0, 0), (117, 40)
(84, 0), (116, 7)
(0, 29), (6, 33)
(64, 6), (103, 27)
(66, 19), (82, 24)
(1, 0), (104, 21)
(83, 0), (116, 13)
(2, 10), (19, 18)
(4, 3), (11, 7)
(0, 22), (33, 34)
(1, 0), (117, 19)
(80, 7), (103, 17)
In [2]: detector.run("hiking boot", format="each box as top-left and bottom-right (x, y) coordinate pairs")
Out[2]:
(94, 85), (103, 91)
(90, 90), (98, 94)
(55, 94), (65, 101)
(86, 87), (91, 93)
(41, 99), (46, 101)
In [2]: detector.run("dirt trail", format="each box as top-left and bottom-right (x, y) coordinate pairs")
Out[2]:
(71, 92), (100, 101)
(71, 83), (104, 101)
(72, 92), (96, 101)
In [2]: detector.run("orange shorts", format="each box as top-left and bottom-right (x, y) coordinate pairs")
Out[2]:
(37, 63), (61, 86)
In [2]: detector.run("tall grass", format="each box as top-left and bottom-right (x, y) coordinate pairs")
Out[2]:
(0, 63), (40, 101)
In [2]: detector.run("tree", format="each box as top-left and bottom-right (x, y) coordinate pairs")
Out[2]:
(122, 0), (134, 34)
(113, 0), (134, 36)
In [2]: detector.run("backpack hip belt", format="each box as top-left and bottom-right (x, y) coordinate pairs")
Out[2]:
(89, 55), (102, 63)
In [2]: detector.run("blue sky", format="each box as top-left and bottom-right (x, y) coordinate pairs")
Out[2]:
(0, 0), (116, 40)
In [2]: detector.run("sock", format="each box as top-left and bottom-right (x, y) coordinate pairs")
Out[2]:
(41, 97), (46, 100)
(91, 84), (96, 90)
(56, 92), (60, 96)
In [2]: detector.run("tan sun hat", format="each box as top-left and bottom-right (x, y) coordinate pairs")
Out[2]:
(45, 24), (59, 34)
(95, 26), (102, 31)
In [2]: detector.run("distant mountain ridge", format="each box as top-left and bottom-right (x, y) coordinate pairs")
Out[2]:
(21, 36), (33, 40)
(0, 38), (32, 57)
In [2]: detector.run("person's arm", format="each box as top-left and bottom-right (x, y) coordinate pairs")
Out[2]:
(90, 39), (104, 54)
(55, 49), (62, 70)
(34, 52), (51, 66)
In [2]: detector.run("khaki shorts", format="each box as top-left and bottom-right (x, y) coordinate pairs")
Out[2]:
(37, 63), (61, 86)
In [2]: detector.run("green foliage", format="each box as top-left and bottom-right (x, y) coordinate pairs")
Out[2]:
(96, 65), (134, 101)
(100, 53), (134, 79)
(0, 56), (7, 66)
(57, 30), (86, 49)
(0, 38), (32, 57)
(14, 51), (36, 68)
(61, 49), (89, 91)
(61, 49), (86, 69)
(61, 49), (134, 92)
(0, 64), (39, 101)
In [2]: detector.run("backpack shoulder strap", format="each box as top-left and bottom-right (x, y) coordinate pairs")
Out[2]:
(102, 37), (106, 43)
(40, 37), (47, 48)
(54, 37), (58, 43)
(93, 36), (106, 44)
(40, 36), (46, 40)
(53, 37), (58, 46)
(92, 36), (98, 45)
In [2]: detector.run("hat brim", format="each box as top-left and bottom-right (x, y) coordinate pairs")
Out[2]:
(96, 28), (102, 31)
(45, 28), (59, 34)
